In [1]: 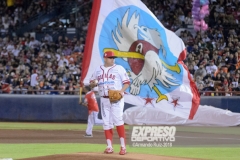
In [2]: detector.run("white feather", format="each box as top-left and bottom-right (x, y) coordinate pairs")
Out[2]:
(112, 9), (139, 51)
(129, 51), (178, 95)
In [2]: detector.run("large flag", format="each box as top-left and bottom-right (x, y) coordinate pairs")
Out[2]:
(81, 0), (200, 119)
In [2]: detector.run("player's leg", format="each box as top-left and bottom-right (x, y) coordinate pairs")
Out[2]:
(100, 98), (114, 153)
(111, 98), (126, 155)
(85, 112), (94, 137)
(93, 111), (103, 125)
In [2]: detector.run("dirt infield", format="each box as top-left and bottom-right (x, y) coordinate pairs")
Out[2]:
(19, 153), (199, 160)
(0, 129), (201, 160)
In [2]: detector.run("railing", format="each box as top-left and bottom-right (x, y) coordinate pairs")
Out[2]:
(198, 91), (240, 96)
(0, 89), (82, 95)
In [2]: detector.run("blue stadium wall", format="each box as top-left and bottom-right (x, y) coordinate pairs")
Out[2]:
(0, 95), (239, 122)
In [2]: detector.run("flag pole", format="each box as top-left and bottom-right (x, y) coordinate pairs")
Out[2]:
(78, 0), (101, 104)
(79, 84), (83, 103)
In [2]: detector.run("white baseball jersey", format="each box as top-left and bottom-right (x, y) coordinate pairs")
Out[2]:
(90, 64), (130, 97)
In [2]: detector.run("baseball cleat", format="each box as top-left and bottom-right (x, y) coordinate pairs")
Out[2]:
(119, 147), (126, 155)
(84, 134), (93, 137)
(104, 147), (114, 154)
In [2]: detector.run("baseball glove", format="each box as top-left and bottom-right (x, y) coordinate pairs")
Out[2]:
(108, 90), (123, 103)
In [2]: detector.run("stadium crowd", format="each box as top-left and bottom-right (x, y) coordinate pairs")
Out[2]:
(0, 0), (240, 96)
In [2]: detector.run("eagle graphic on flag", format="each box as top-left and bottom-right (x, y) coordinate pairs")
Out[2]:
(103, 9), (181, 103)
(81, 0), (200, 119)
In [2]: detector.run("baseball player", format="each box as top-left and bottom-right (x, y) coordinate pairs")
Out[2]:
(90, 51), (130, 155)
(80, 85), (103, 137)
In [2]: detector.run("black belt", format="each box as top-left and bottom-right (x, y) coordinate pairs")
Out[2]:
(102, 96), (109, 98)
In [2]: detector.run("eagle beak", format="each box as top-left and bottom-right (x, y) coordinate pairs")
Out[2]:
(103, 48), (145, 59)
(103, 48), (180, 73)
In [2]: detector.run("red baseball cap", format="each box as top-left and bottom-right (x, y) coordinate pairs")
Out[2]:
(104, 51), (116, 58)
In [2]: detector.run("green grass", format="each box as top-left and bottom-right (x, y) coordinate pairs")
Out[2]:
(1, 122), (239, 135)
(0, 122), (240, 160)
(0, 143), (240, 160)
(0, 122), (103, 131)
(175, 126), (240, 135)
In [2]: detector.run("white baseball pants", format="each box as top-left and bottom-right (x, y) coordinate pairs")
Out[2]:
(86, 111), (103, 135)
(100, 97), (124, 130)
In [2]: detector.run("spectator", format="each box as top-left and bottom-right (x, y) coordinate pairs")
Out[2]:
(40, 81), (52, 95)
(195, 75), (205, 95)
(30, 71), (38, 88)
(206, 60), (218, 76)
(194, 62), (207, 80)
(43, 33), (53, 44)
(49, 74), (59, 85)
(226, 53), (237, 72)
(184, 13), (192, 25)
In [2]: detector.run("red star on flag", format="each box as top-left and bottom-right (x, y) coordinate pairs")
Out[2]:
(171, 99), (179, 106)
(169, 96), (182, 110)
(143, 97), (154, 105)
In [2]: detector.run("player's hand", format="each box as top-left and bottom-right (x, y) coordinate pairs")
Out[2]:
(79, 101), (88, 107)
(119, 90), (124, 96)
(79, 100), (83, 105)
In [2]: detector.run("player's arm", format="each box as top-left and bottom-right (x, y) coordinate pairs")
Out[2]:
(79, 98), (88, 107)
(89, 68), (98, 88)
(80, 102), (88, 107)
(119, 66), (130, 94)
(120, 83), (129, 93)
